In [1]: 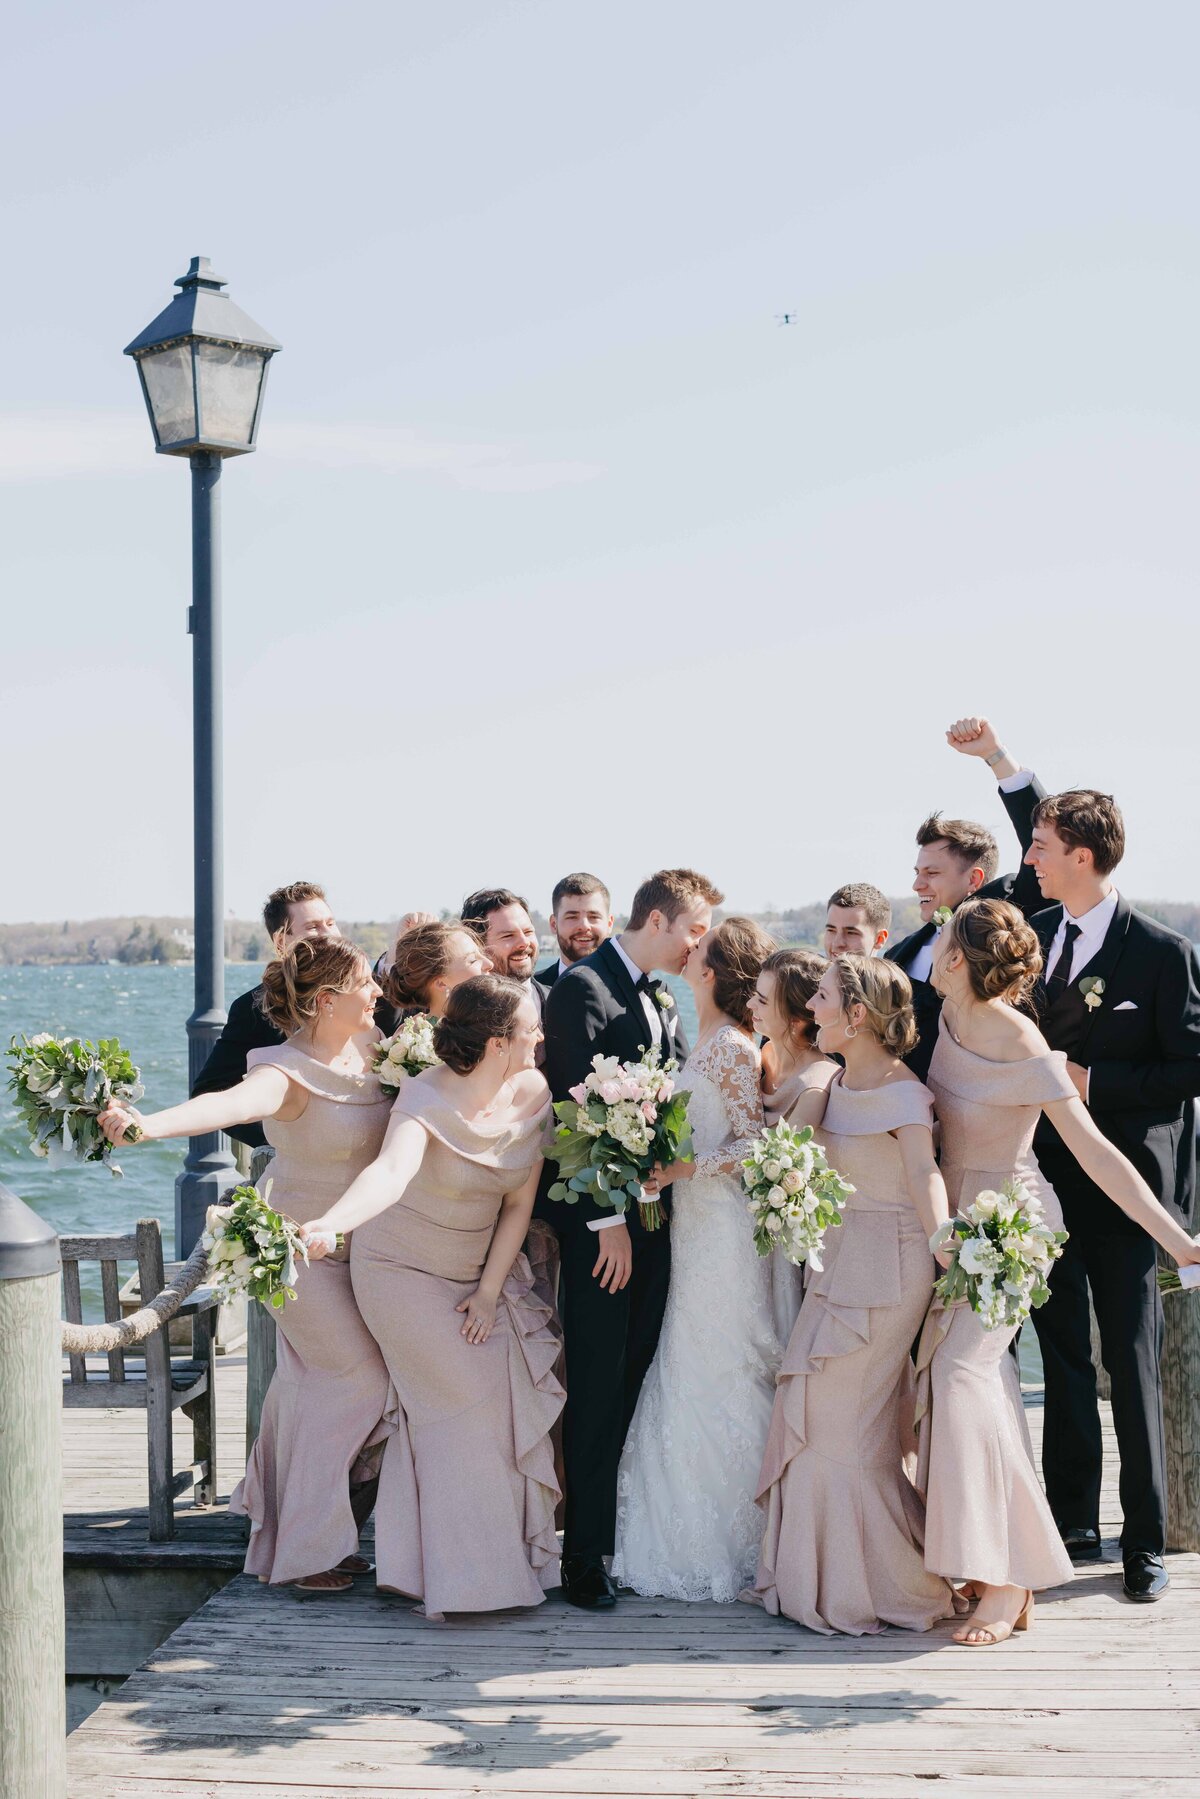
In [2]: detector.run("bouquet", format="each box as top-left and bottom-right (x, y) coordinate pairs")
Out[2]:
(545, 1047), (692, 1230)
(202, 1182), (339, 1310)
(372, 1014), (440, 1093)
(932, 1180), (1067, 1330)
(6, 1032), (145, 1175)
(1157, 1245), (1200, 1297)
(741, 1121), (854, 1270)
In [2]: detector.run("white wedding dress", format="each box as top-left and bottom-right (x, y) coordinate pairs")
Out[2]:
(612, 1025), (782, 1602)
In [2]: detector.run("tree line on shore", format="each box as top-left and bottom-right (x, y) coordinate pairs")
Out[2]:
(4, 899), (1200, 967)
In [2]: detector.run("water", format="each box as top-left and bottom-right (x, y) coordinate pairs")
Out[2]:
(0, 963), (267, 1284)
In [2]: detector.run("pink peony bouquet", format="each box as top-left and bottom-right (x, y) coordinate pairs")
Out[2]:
(545, 1047), (693, 1231)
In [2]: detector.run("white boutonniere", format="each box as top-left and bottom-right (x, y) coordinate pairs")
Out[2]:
(656, 989), (674, 1011)
(932, 906), (954, 929)
(1079, 976), (1105, 1011)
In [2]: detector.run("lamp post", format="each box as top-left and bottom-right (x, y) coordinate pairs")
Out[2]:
(125, 257), (281, 1254)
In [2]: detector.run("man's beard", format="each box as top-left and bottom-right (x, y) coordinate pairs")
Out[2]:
(558, 932), (602, 965)
(495, 952), (534, 980)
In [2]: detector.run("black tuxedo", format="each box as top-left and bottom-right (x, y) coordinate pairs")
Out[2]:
(1029, 895), (1200, 1555)
(889, 775), (1047, 1081)
(539, 939), (691, 1563)
(191, 986), (282, 1151)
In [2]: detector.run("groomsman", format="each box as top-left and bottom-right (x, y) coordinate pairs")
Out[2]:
(1026, 791), (1200, 1600)
(461, 888), (540, 988)
(191, 880), (340, 1149)
(540, 868), (715, 1610)
(888, 716), (1045, 1080)
(535, 873), (615, 1004)
(823, 883), (891, 958)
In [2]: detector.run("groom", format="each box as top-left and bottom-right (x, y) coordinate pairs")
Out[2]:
(539, 867), (720, 1610)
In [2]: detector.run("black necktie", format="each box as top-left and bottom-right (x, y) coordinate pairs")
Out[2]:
(1045, 921), (1082, 1001)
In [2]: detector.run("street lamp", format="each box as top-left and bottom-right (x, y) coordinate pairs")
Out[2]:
(125, 257), (281, 1254)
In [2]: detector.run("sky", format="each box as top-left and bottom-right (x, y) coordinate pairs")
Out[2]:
(3, 0), (1198, 924)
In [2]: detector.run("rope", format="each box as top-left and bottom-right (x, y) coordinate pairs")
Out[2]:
(60, 1236), (212, 1354)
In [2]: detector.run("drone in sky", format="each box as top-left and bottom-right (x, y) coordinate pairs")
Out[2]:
(776, 311), (799, 326)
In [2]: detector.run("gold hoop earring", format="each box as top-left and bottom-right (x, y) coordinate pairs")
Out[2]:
(844, 1024), (858, 1039)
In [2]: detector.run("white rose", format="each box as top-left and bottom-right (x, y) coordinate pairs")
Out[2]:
(766, 1212), (784, 1234)
(781, 1169), (802, 1195)
(762, 1159), (782, 1183)
(969, 1190), (1002, 1221)
(767, 1185), (787, 1209)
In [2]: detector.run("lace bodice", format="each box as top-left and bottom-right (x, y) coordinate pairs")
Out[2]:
(684, 1026), (764, 1178)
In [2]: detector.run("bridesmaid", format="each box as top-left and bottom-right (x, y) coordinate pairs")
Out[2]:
(302, 974), (563, 1617)
(918, 898), (1200, 1645)
(99, 939), (393, 1593)
(748, 948), (838, 1342)
(744, 954), (955, 1635)
(376, 919), (492, 1035)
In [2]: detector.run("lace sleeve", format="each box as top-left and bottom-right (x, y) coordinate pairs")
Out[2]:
(692, 1030), (765, 1179)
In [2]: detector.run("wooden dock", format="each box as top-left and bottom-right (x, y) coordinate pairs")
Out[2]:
(63, 1372), (1199, 1798)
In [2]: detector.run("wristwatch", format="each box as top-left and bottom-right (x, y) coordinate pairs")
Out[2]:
(984, 746), (1009, 768)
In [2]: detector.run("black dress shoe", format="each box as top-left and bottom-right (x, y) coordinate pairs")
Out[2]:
(1060, 1526), (1103, 1562)
(561, 1556), (617, 1610)
(1123, 1552), (1169, 1603)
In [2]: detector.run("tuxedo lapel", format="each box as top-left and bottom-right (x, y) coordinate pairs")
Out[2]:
(892, 921), (935, 971)
(593, 940), (652, 1057)
(1071, 897), (1134, 1060)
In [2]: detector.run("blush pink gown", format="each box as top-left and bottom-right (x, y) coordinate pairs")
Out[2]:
(915, 1021), (1075, 1594)
(745, 1074), (954, 1635)
(350, 1075), (564, 1614)
(230, 1044), (393, 1584)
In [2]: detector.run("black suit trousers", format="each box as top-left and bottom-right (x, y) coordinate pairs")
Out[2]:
(556, 1205), (671, 1564)
(1032, 1223), (1166, 1556)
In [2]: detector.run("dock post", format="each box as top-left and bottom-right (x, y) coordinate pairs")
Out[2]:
(0, 1186), (66, 1797)
(1162, 1264), (1200, 1552)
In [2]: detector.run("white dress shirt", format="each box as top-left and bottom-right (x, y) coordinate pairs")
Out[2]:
(1044, 888), (1119, 987)
(588, 936), (662, 1233)
(1044, 887), (1118, 1105)
(611, 935), (663, 1048)
(908, 769), (1036, 985)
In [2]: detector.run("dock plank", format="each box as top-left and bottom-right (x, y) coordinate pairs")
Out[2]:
(66, 1388), (1200, 1795)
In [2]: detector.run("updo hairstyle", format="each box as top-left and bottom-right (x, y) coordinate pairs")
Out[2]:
(432, 974), (526, 1075)
(761, 947), (826, 1049)
(386, 919), (468, 1011)
(704, 916), (778, 1031)
(260, 938), (371, 1036)
(947, 897), (1043, 1007)
(831, 955), (918, 1059)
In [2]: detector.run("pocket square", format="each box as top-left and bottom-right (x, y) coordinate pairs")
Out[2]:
(1113, 1001), (1138, 1011)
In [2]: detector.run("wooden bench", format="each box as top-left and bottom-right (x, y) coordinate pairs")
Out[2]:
(60, 1218), (219, 1541)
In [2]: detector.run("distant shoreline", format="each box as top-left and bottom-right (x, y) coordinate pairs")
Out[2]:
(5, 894), (1200, 968)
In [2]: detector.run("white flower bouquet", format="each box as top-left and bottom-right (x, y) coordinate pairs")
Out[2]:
(932, 1179), (1067, 1330)
(372, 1014), (440, 1093)
(545, 1047), (692, 1231)
(741, 1120), (854, 1270)
(6, 1032), (145, 1175)
(202, 1182), (340, 1310)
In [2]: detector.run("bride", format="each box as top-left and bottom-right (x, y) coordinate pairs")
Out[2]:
(612, 916), (780, 1602)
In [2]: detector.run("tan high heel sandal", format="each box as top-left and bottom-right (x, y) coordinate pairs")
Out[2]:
(953, 1589), (1033, 1646)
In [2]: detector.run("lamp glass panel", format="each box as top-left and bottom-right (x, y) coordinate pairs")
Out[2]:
(196, 343), (266, 446)
(138, 344), (196, 446)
